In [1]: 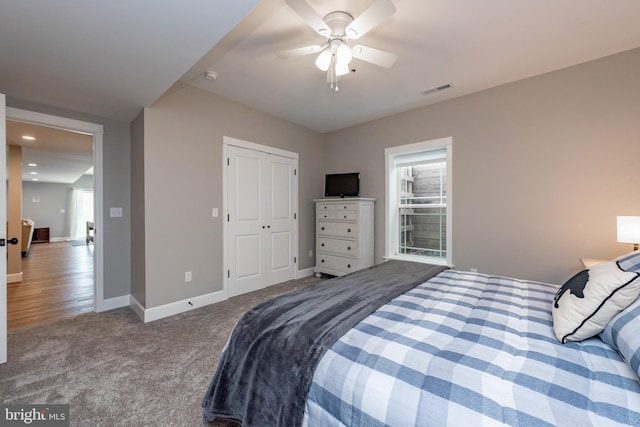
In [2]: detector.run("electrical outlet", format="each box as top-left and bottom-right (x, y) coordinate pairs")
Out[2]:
(185, 271), (192, 282)
(470, 268), (478, 273)
(309, 250), (313, 257)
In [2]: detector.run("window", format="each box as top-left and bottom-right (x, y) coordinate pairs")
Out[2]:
(70, 188), (94, 239)
(385, 137), (452, 266)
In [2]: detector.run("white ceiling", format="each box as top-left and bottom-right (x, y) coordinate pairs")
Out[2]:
(1, 0), (640, 138)
(0, 0), (260, 122)
(182, 0), (640, 133)
(7, 121), (93, 184)
(0, 0), (260, 183)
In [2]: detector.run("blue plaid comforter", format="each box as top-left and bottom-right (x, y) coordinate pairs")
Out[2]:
(304, 270), (640, 426)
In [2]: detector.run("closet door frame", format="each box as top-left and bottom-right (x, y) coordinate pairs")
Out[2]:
(222, 136), (298, 298)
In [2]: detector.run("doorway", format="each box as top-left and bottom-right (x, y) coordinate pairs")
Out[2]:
(6, 120), (95, 328)
(5, 107), (105, 322)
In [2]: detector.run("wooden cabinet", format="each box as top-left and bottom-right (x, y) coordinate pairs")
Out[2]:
(32, 227), (50, 243)
(314, 198), (375, 277)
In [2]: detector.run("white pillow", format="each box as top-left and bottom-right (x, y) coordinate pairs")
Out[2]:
(552, 261), (640, 343)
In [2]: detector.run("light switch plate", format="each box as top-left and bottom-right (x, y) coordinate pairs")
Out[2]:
(110, 207), (123, 218)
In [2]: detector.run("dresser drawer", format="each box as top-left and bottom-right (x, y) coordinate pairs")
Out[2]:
(316, 202), (357, 213)
(318, 237), (357, 257)
(317, 212), (356, 221)
(317, 212), (336, 220)
(316, 254), (357, 275)
(317, 221), (357, 238)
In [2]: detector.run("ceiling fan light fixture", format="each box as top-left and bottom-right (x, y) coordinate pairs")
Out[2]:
(335, 60), (350, 76)
(336, 43), (352, 64)
(315, 49), (332, 71)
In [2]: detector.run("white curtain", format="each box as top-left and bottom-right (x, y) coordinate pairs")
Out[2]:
(69, 189), (94, 239)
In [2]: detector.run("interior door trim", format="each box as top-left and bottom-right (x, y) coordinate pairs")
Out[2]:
(222, 136), (299, 299)
(6, 107), (106, 312)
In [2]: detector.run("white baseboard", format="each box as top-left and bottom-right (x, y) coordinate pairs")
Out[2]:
(124, 271), (315, 323)
(97, 294), (130, 312)
(296, 267), (315, 279)
(49, 237), (70, 243)
(130, 295), (145, 321)
(132, 290), (227, 323)
(7, 272), (23, 283)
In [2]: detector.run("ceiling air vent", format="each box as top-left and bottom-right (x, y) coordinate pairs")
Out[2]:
(421, 83), (453, 96)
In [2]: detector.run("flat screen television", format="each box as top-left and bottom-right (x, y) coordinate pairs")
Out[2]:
(325, 173), (360, 197)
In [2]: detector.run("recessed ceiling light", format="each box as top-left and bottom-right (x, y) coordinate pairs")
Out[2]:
(31, 178), (38, 181)
(30, 171), (38, 175)
(22, 135), (36, 141)
(28, 163), (37, 167)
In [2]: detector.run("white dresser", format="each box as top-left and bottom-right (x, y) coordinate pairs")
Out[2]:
(314, 198), (375, 277)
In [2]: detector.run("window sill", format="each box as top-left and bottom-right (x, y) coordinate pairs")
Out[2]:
(383, 254), (452, 267)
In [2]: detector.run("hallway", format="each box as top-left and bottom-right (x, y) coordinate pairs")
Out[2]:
(7, 241), (93, 329)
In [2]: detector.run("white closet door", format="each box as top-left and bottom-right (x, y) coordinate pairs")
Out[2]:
(265, 154), (296, 285)
(228, 146), (264, 297)
(227, 145), (297, 297)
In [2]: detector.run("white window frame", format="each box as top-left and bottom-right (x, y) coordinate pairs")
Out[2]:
(385, 137), (453, 266)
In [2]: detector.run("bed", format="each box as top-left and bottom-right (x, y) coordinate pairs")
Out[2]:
(203, 255), (640, 426)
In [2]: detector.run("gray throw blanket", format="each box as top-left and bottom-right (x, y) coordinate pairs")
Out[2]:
(202, 260), (448, 427)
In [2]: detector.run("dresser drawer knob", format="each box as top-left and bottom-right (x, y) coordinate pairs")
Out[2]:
(347, 246), (351, 251)
(343, 215), (347, 219)
(347, 264), (351, 268)
(321, 226), (325, 231)
(347, 228), (351, 233)
(321, 243), (325, 247)
(321, 259), (325, 263)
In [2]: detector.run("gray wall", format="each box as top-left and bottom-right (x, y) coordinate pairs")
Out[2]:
(139, 83), (325, 308)
(324, 48), (640, 285)
(22, 175), (94, 239)
(7, 98), (131, 300)
(130, 110), (146, 306)
(22, 182), (68, 238)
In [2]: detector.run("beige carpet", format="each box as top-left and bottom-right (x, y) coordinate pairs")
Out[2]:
(0, 276), (323, 426)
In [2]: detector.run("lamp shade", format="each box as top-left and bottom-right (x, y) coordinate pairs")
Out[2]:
(617, 216), (640, 244)
(315, 49), (332, 72)
(335, 60), (350, 76)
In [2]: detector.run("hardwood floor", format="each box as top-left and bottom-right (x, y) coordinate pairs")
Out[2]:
(7, 241), (94, 330)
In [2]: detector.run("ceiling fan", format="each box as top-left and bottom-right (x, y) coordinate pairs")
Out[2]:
(278, 0), (398, 91)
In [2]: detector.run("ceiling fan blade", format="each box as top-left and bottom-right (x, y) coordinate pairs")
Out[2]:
(285, 0), (331, 37)
(345, 0), (396, 39)
(276, 45), (324, 59)
(351, 44), (398, 68)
